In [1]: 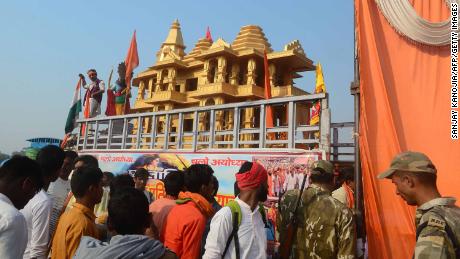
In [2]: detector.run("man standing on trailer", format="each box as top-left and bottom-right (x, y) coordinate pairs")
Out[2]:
(80, 69), (105, 118)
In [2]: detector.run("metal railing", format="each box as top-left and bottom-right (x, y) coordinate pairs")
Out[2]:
(75, 93), (331, 153)
(330, 122), (355, 162)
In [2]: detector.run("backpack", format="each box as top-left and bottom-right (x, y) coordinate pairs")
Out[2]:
(222, 200), (268, 259)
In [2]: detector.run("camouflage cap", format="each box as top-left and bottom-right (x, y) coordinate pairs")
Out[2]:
(377, 151), (436, 179)
(311, 160), (334, 175)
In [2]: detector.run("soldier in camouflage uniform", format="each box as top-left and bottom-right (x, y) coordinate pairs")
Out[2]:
(378, 151), (460, 258)
(278, 160), (356, 259)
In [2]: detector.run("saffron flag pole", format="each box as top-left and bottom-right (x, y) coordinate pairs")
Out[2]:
(124, 30), (139, 114)
(81, 82), (91, 135)
(264, 50), (275, 140)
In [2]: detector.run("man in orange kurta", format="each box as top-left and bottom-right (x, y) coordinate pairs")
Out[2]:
(149, 171), (184, 241)
(163, 164), (215, 258)
(51, 167), (103, 259)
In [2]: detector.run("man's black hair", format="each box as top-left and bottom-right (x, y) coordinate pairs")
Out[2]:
(0, 156), (43, 189)
(237, 161), (252, 174)
(71, 166), (103, 198)
(134, 168), (149, 179)
(87, 69), (97, 74)
(74, 155), (99, 168)
(36, 145), (65, 177)
(234, 181), (240, 197)
(212, 175), (219, 196)
(164, 170), (184, 197)
(183, 164), (214, 193)
(338, 167), (354, 182)
(103, 171), (115, 180)
(109, 174), (135, 197)
(108, 187), (149, 235)
(64, 150), (78, 161)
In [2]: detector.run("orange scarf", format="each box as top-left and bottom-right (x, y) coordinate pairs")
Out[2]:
(178, 192), (214, 218)
(343, 183), (355, 209)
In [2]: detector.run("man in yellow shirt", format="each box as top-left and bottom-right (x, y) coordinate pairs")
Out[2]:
(51, 166), (103, 259)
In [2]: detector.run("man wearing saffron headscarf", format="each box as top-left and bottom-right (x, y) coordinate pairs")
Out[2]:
(203, 161), (268, 259)
(163, 164), (215, 258)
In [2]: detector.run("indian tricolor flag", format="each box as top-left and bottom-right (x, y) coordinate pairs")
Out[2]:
(64, 79), (82, 134)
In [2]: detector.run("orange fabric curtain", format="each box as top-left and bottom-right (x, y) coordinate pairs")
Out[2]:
(356, 0), (458, 258)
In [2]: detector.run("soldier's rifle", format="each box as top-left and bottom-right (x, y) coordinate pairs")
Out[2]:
(279, 172), (308, 259)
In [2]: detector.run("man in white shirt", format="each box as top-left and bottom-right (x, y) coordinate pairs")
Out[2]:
(0, 156), (43, 259)
(47, 150), (78, 237)
(203, 161), (268, 259)
(21, 145), (65, 259)
(283, 170), (297, 192)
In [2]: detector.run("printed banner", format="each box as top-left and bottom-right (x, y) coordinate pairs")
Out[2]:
(85, 151), (323, 205)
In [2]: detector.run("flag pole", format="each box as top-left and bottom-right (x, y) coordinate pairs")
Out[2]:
(352, 0), (366, 253)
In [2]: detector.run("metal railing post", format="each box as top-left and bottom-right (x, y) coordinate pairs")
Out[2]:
(233, 107), (240, 148)
(192, 111), (198, 151)
(164, 114), (170, 150)
(320, 94), (331, 156)
(83, 121), (89, 150)
(150, 116), (157, 149)
(93, 121), (99, 149)
(76, 123), (81, 151)
(121, 118), (127, 149)
(107, 119), (113, 149)
(136, 116), (142, 149)
(259, 104), (266, 148)
(209, 110), (216, 149)
(287, 101), (295, 149)
(177, 112), (184, 149)
(333, 127), (339, 161)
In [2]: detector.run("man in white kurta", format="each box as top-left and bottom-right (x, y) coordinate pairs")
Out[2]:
(203, 161), (268, 259)
(203, 197), (267, 259)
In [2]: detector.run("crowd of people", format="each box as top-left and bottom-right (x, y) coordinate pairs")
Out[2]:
(0, 145), (459, 259)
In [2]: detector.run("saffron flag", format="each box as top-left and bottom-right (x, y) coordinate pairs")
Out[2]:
(124, 30), (139, 114)
(315, 63), (326, 93)
(206, 26), (213, 42)
(310, 62), (326, 125)
(264, 50), (274, 129)
(64, 78), (82, 134)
